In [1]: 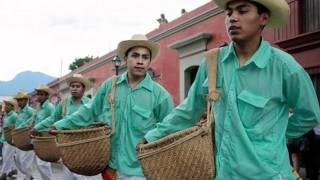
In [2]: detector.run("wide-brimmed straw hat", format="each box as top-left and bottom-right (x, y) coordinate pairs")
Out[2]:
(66, 74), (91, 91)
(4, 98), (18, 108)
(212, 0), (290, 27)
(35, 84), (53, 95)
(117, 34), (160, 61)
(14, 91), (30, 99)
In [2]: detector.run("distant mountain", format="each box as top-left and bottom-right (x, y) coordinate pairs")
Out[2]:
(0, 71), (56, 96)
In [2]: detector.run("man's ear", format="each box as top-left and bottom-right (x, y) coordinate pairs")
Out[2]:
(260, 13), (270, 27)
(124, 56), (128, 64)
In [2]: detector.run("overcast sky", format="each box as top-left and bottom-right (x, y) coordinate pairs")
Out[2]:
(0, 0), (210, 81)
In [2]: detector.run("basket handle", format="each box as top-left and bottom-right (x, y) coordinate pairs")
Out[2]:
(61, 98), (68, 118)
(206, 102), (213, 128)
(107, 75), (117, 135)
(28, 104), (41, 127)
(204, 48), (219, 128)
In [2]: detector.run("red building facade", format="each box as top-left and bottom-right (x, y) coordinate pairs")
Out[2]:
(46, 1), (320, 105)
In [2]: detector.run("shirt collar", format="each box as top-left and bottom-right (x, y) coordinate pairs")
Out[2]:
(20, 105), (28, 113)
(117, 72), (153, 91)
(221, 38), (271, 69)
(221, 42), (237, 63)
(68, 96), (88, 105)
(7, 111), (13, 116)
(40, 99), (49, 109)
(117, 72), (127, 84)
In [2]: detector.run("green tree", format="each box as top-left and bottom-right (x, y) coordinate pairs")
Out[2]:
(69, 56), (93, 71)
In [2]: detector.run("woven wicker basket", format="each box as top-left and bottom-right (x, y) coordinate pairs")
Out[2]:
(3, 126), (14, 145)
(12, 126), (33, 151)
(58, 134), (111, 176)
(137, 121), (214, 180)
(55, 76), (117, 176)
(55, 125), (112, 176)
(32, 132), (61, 162)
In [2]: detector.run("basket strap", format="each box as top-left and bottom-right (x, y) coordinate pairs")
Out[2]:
(30, 105), (40, 126)
(107, 75), (117, 135)
(204, 48), (219, 127)
(61, 98), (68, 118)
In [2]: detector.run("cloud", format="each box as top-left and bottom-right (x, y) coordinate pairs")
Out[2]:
(0, 0), (210, 81)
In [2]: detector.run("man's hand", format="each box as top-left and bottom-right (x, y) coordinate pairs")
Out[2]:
(30, 128), (41, 137)
(48, 125), (58, 135)
(196, 112), (207, 126)
(7, 125), (15, 130)
(287, 139), (293, 145)
(208, 89), (220, 101)
(136, 138), (148, 150)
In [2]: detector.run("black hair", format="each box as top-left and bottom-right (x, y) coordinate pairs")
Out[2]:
(124, 47), (152, 59)
(250, 1), (270, 15)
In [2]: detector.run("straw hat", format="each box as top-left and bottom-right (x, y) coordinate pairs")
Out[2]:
(212, 0), (290, 27)
(117, 34), (160, 61)
(35, 84), (53, 95)
(4, 98), (18, 108)
(14, 91), (30, 99)
(66, 74), (91, 90)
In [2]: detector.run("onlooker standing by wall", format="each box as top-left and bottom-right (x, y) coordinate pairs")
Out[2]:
(0, 98), (19, 180)
(13, 91), (35, 180)
(302, 125), (320, 180)
(0, 104), (4, 161)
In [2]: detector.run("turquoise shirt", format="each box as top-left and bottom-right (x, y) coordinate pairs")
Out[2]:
(34, 96), (90, 131)
(145, 39), (320, 180)
(54, 73), (174, 176)
(19, 99), (54, 127)
(1, 111), (18, 142)
(15, 105), (34, 127)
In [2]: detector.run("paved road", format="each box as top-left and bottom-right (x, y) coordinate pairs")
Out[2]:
(1, 159), (102, 180)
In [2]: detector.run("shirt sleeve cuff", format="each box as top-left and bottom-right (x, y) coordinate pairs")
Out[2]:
(34, 123), (45, 131)
(144, 128), (163, 143)
(54, 119), (72, 130)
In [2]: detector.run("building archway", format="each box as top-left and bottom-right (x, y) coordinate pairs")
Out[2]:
(169, 32), (212, 102)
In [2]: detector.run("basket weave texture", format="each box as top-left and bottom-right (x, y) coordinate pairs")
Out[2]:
(12, 126), (33, 151)
(33, 132), (61, 162)
(56, 125), (112, 176)
(3, 126), (14, 145)
(137, 124), (214, 180)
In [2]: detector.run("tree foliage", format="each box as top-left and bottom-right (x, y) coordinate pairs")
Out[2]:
(69, 56), (93, 71)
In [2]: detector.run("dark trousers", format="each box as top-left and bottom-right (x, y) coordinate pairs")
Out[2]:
(303, 130), (320, 180)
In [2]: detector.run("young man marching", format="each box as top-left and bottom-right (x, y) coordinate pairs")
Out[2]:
(50, 34), (174, 180)
(33, 74), (91, 180)
(14, 91), (35, 180)
(140, 0), (320, 179)
(19, 85), (54, 180)
(0, 98), (19, 180)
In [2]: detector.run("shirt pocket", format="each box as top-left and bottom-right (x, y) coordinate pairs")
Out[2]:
(237, 90), (270, 128)
(131, 105), (156, 134)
